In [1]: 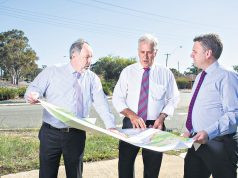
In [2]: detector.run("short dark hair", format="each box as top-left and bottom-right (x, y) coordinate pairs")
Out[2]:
(193, 33), (223, 59)
(69, 39), (89, 59)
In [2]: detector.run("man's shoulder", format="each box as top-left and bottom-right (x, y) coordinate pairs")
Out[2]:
(125, 62), (138, 69)
(44, 63), (69, 71)
(210, 64), (238, 83)
(153, 63), (172, 73)
(86, 69), (97, 76)
(84, 70), (99, 80)
(216, 64), (237, 76)
(122, 63), (139, 72)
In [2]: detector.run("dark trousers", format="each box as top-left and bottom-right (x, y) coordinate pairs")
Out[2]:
(118, 117), (164, 178)
(39, 123), (86, 178)
(184, 133), (238, 178)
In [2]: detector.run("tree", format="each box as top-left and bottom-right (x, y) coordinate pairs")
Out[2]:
(184, 63), (201, 75)
(0, 29), (38, 85)
(169, 68), (182, 77)
(91, 55), (136, 95)
(92, 55), (136, 81)
(233, 65), (238, 72)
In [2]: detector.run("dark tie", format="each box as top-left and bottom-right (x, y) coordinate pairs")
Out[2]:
(73, 72), (83, 117)
(138, 68), (150, 121)
(186, 71), (207, 132)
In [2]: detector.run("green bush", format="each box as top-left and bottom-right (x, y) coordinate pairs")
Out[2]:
(0, 87), (17, 100)
(17, 87), (27, 97)
(176, 77), (191, 89)
(101, 80), (116, 96)
(0, 87), (26, 100)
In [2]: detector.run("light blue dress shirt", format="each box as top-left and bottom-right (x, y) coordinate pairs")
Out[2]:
(25, 63), (115, 129)
(192, 61), (238, 139)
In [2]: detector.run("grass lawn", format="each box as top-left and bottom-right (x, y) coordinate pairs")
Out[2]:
(0, 129), (119, 176)
(0, 129), (185, 176)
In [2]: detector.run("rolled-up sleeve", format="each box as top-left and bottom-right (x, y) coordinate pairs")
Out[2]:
(91, 74), (116, 129)
(24, 67), (51, 101)
(112, 69), (129, 113)
(161, 70), (180, 116)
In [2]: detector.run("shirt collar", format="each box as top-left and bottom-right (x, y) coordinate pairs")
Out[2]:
(67, 63), (76, 74)
(137, 62), (155, 71)
(67, 63), (88, 77)
(204, 61), (219, 74)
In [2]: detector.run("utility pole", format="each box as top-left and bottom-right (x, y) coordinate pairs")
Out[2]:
(164, 45), (182, 68)
(0, 67), (2, 80)
(164, 53), (171, 67)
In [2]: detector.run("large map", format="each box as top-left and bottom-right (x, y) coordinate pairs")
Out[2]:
(39, 100), (194, 152)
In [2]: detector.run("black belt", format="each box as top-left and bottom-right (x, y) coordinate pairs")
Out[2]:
(123, 117), (166, 130)
(43, 122), (78, 133)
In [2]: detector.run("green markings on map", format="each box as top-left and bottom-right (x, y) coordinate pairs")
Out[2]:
(148, 132), (190, 147)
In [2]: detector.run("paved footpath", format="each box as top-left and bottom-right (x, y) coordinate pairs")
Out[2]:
(2, 154), (184, 178)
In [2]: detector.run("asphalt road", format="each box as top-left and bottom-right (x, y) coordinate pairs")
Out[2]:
(0, 101), (123, 129)
(0, 92), (191, 131)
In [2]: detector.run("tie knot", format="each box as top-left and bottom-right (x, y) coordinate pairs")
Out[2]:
(201, 71), (207, 78)
(143, 68), (150, 72)
(74, 72), (81, 79)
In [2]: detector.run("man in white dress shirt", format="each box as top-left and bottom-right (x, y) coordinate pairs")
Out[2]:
(112, 34), (179, 178)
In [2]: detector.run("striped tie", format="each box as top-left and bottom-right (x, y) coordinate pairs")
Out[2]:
(186, 71), (207, 132)
(73, 72), (83, 118)
(138, 68), (150, 121)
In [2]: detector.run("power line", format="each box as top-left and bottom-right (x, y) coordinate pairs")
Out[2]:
(0, 6), (190, 40)
(0, 0), (9, 4)
(89, 0), (191, 23)
(0, 6), (138, 38)
(66, 0), (237, 36)
(80, 0), (237, 31)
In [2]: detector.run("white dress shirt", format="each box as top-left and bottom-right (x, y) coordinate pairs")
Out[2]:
(112, 62), (179, 120)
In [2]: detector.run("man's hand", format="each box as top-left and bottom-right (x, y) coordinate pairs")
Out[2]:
(120, 108), (146, 129)
(130, 116), (146, 129)
(153, 113), (167, 130)
(182, 131), (191, 138)
(27, 92), (40, 104)
(108, 128), (127, 137)
(193, 130), (209, 144)
(153, 118), (164, 130)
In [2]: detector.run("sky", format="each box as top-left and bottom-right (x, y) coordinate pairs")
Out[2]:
(0, 0), (237, 73)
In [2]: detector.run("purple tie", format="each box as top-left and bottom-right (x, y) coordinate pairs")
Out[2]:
(138, 68), (150, 121)
(186, 71), (207, 132)
(73, 72), (83, 117)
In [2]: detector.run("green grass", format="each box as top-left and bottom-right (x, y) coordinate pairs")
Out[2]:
(0, 129), (119, 176)
(0, 129), (186, 176)
(0, 129), (39, 176)
(84, 134), (118, 161)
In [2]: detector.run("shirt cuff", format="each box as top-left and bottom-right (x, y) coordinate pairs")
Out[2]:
(204, 124), (219, 140)
(161, 106), (174, 116)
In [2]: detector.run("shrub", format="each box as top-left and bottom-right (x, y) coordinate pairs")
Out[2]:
(176, 77), (191, 89)
(0, 87), (26, 100)
(17, 87), (27, 97)
(101, 80), (116, 96)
